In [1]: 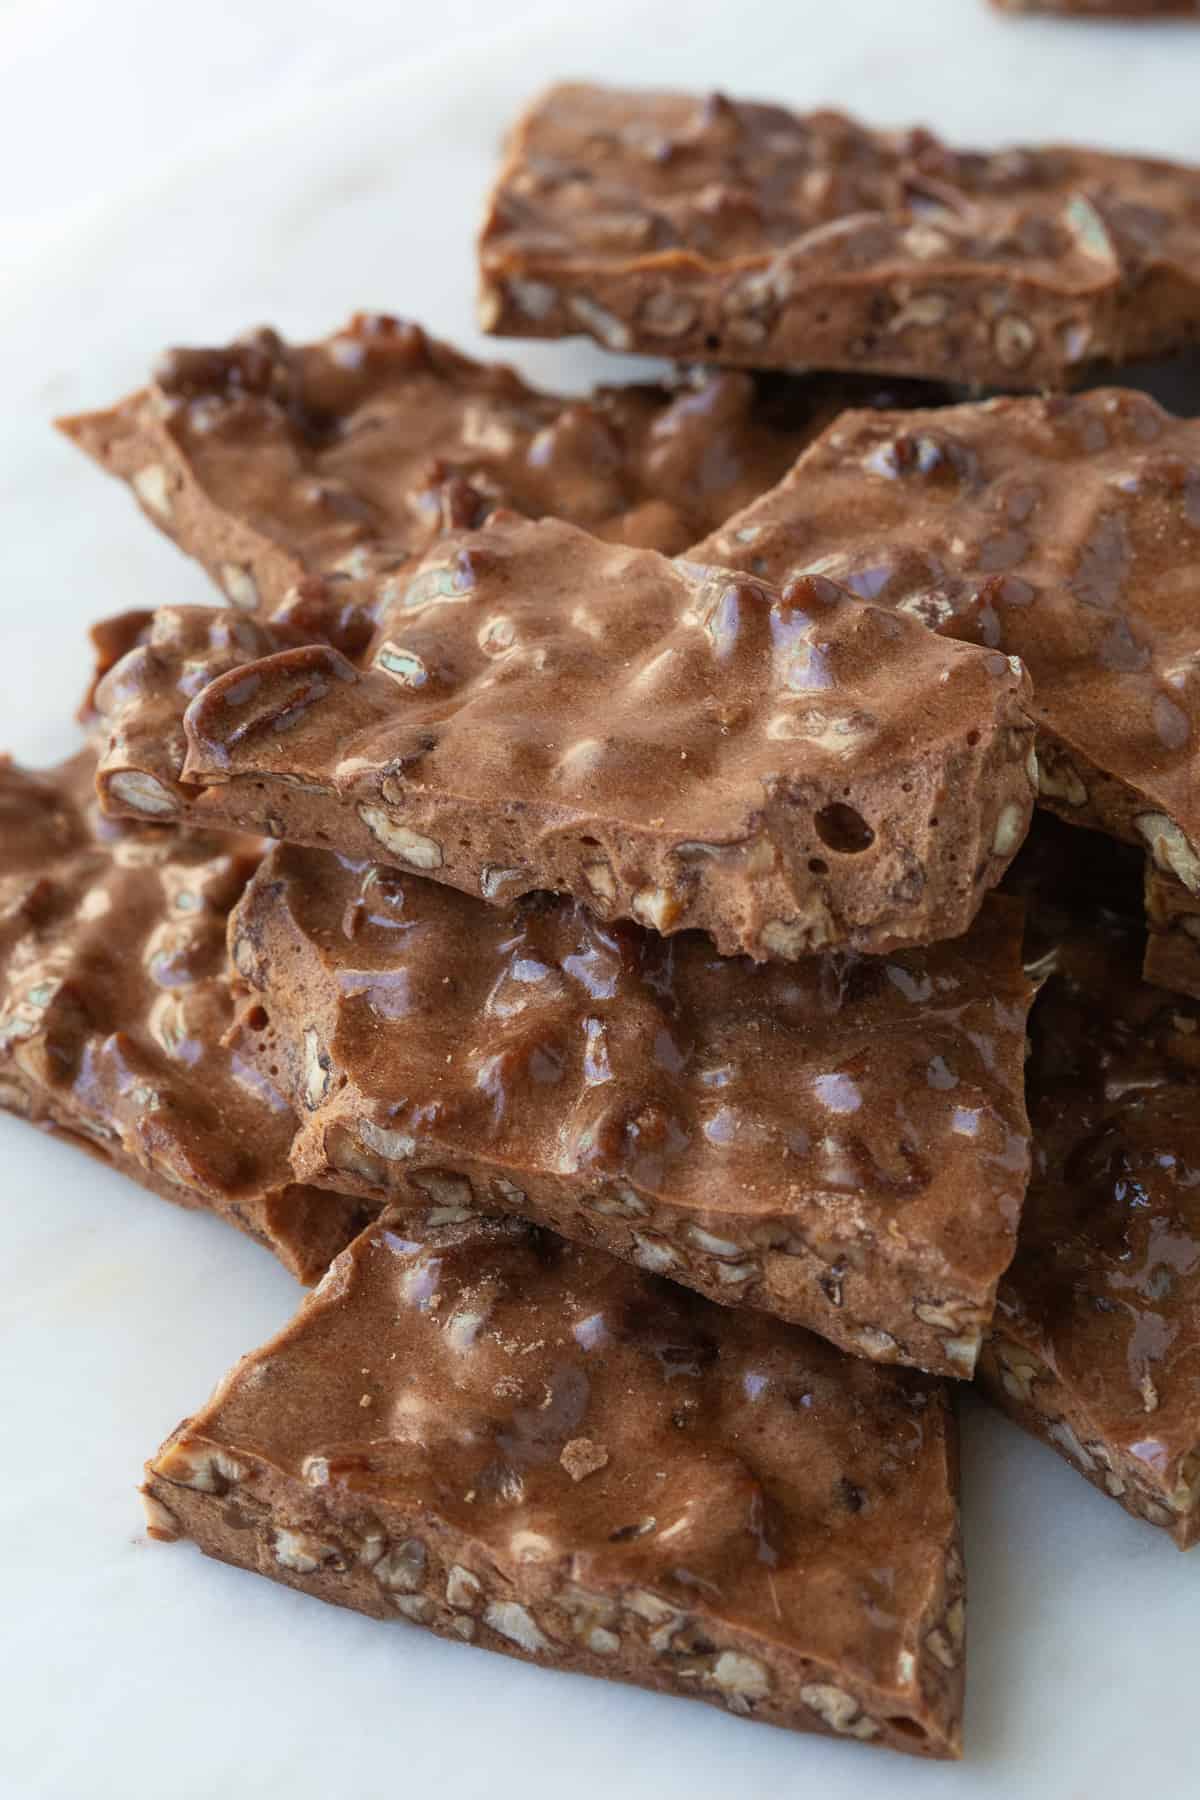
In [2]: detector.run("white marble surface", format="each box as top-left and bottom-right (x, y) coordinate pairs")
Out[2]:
(1, 0), (555, 265)
(1, 3), (1198, 1795)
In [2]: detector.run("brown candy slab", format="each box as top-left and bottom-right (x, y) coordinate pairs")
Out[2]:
(57, 312), (885, 636)
(697, 388), (1200, 892)
(0, 752), (370, 1282)
(227, 843), (1033, 1376)
(92, 515), (1036, 961)
(981, 817), (1200, 1547)
(478, 85), (1200, 389)
(144, 1211), (965, 1757)
(993, 1), (1198, 15)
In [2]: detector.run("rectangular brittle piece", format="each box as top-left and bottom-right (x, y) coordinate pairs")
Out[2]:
(478, 85), (1200, 389)
(91, 518), (1036, 962)
(226, 839), (1033, 1376)
(144, 1210), (966, 1757)
(1143, 860), (1200, 999)
(0, 752), (371, 1282)
(992, 2), (1198, 16)
(980, 817), (1200, 1547)
(58, 312), (918, 642)
(695, 388), (1200, 894)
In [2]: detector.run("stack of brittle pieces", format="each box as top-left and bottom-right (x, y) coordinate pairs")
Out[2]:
(8, 79), (1200, 1762)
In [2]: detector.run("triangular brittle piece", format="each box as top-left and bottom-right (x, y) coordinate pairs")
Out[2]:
(145, 1212), (966, 1756)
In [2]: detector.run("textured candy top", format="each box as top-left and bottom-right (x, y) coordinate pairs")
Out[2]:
(229, 842), (1032, 1370)
(697, 388), (1200, 885)
(479, 85), (1200, 388)
(95, 515), (1037, 960)
(0, 752), (366, 1282)
(57, 312), (870, 642)
(997, 818), (1200, 1542)
(149, 1210), (965, 1756)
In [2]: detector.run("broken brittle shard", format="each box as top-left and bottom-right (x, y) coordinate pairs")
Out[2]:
(90, 516), (1037, 962)
(992, 1), (1199, 17)
(144, 1210), (966, 1757)
(0, 751), (370, 1281)
(983, 816), (1200, 1547)
(696, 387), (1200, 894)
(478, 85), (1200, 388)
(225, 839), (1033, 1376)
(56, 311), (890, 634)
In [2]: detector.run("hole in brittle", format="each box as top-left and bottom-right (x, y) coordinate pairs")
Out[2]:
(581, 835), (600, 847)
(966, 729), (980, 747)
(245, 1004), (268, 1031)
(887, 1718), (928, 1741)
(704, 334), (721, 351)
(814, 803), (875, 855)
(807, 857), (829, 875)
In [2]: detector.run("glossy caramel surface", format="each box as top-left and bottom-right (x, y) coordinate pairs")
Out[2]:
(699, 389), (1200, 854)
(995, 818), (1200, 1538)
(59, 313), (856, 625)
(97, 515), (1036, 963)
(153, 1211), (963, 1752)
(486, 86), (1198, 267)
(229, 840), (1032, 1364)
(480, 86), (1200, 385)
(0, 752), (366, 1280)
